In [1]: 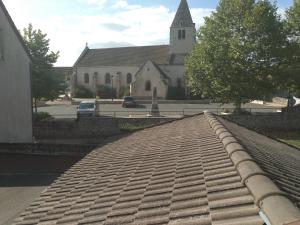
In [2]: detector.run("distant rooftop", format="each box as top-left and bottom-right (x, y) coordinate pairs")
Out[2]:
(76, 45), (170, 67)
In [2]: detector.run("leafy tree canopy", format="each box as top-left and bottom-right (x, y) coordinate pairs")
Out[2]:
(186, 0), (297, 108)
(284, 0), (300, 97)
(22, 24), (66, 102)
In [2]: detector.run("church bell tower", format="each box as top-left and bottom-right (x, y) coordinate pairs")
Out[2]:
(170, 0), (196, 55)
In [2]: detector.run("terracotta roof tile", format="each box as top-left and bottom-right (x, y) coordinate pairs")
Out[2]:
(14, 114), (300, 225)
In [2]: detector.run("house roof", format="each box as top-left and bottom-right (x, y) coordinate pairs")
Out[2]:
(0, 0), (31, 60)
(14, 114), (300, 225)
(171, 0), (194, 28)
(75, 45), (170, 67)
(218, 117), (300, 209)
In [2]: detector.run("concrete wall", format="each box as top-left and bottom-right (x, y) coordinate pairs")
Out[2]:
(170, 26), (196, 55)
(34, 117), (175, 139)
(34, 118), (121, 139)
(0, 5), (33, 143)
(131, 61), (168, 99)
(223, 114), (300, 131)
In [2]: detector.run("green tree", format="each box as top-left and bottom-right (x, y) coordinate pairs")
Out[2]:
(284, 0), (300, 98)
(22, 24), (66, 112)
(186, 0), (289, 111)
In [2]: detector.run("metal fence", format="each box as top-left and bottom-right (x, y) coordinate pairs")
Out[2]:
(44, 107), (282, 119)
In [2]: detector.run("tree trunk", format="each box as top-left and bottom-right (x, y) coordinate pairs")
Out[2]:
(234, 101), (242, 114)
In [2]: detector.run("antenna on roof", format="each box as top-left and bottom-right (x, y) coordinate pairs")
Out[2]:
(86, 42), (88, 48)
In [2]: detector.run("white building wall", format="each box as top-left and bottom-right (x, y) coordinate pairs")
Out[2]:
(75, 66), (139, 92)
(0, 7), (33, 143)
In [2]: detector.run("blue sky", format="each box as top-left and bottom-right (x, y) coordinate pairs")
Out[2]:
(2, 0), (294, 66)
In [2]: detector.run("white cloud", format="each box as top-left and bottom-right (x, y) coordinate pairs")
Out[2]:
(112, 0), (141, 10)
(191, 8), (214, 29)
(78, 0), (108, 9)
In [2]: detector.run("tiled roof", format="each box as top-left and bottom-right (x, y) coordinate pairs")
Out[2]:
(76, 45), (170, 67)
(218, 117), (300, 208)
(14, 114), (300, 225)
(171, 0), (194, 28)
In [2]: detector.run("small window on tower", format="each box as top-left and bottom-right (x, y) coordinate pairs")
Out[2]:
(182, 30), (186, 39)
(178, 30), (182, 40)
(84, 73), (89, 84)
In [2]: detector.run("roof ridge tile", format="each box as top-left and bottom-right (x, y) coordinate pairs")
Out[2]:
(204, 112), (300, 225)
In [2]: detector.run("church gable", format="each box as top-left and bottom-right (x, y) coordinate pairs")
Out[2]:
(131, 60), (169, 99)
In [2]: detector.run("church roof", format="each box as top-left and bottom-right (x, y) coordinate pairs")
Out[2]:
(171, 0), (194, 28)
(75, 45), (170, 67)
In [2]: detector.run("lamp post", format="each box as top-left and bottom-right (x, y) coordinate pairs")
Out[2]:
(111, 74), (114, 101)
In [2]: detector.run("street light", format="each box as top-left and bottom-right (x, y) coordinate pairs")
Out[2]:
(111, 74), (114, 101)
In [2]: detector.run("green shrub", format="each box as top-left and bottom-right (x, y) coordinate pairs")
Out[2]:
(97, 85), (116, 99)
(74, 85), (94, 98)
(119, 86), (130, 98)
(167, 87), (186, 100)
(33, 112), (54, 122)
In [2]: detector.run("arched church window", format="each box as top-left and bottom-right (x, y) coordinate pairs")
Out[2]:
(145, 80), (151, 91)
(105, 73), (111, 84)
(127, 73), (132, 84)
(84, 73), (89, 84)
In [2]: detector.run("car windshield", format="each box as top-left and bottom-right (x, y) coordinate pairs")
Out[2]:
(124, 97), (134, 101)
(79, 103), (95, 109)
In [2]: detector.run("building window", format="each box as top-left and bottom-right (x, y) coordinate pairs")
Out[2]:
(178, 30), (182, 39)
(105, 73), (111, 84)
(127, 73), (132, 84)
(182, 30), (186, 39)
(145, 80), (151, 91)
(0, 29), (4, 61)
(177, 78), (182, 88)
(178, 29), (186, 40)
(84, 73), (89, 84)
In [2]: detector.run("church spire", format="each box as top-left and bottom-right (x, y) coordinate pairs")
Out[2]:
(171, 0), (194, 28)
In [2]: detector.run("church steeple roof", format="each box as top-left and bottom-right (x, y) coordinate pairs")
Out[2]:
(171, 0), (194, 28)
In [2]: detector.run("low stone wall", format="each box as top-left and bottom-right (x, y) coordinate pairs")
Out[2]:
(223, 114), (300, 131)
(34, 118), (121, 139)
(34, 117), (176, 140)
(0, 143), (96, 156)
(116, 117), (175, 127)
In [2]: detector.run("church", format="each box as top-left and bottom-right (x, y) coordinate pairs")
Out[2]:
(71, 0), (196, 99)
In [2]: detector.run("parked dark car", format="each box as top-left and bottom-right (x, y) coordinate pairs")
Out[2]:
(122, 96), (137, 108)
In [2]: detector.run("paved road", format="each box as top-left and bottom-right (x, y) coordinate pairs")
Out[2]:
(38, 103), (280, 118)
(0, 154), (82, 225)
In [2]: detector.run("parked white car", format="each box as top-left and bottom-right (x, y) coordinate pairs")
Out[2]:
(77, 101), (97, 118)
